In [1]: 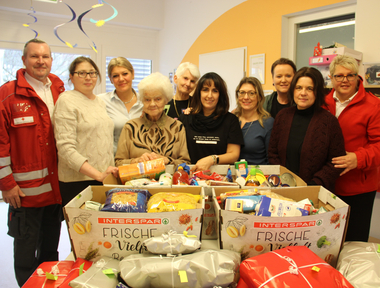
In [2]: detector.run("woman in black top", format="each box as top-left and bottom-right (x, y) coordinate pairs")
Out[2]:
(180, 72), (244, 171)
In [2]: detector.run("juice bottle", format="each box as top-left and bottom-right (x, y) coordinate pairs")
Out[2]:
(235, 159), (248, 178)
(172, 166), (189, 185)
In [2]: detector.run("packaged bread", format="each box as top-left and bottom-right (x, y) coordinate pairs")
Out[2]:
(147, 192), (201, 213)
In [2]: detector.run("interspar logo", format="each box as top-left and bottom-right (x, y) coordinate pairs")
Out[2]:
(98, 218), (162, 224)
(254, 221), (316, 228)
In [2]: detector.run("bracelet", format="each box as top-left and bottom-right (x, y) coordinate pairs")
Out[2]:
(211, 155), (217, 165)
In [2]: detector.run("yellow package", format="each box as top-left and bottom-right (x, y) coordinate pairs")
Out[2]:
(147, 192), (201, 213)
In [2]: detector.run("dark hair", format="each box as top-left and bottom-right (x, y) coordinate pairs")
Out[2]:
(288, 67), (326, 110)
(271, 58), (297, 76)
(23, 38), (50, 57)
(68, 56), (102, 83)
(234, 77), (270, 127)
(191, 72), (229, 118)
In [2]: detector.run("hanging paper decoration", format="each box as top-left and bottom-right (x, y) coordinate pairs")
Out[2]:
(89, 0), (118, 27)
(77, 2), (104, 53)
(23, 6), (39, 38)
(53, 1), (77, 48)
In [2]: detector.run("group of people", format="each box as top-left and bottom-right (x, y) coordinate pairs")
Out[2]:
(1, 38), (380, 287)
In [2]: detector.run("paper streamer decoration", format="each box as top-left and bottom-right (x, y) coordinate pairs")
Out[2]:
(90, 0), (118, 27)
(23, 6), (39, 38)
(77, 2), (103, 53)
(53, 1), (77, 48)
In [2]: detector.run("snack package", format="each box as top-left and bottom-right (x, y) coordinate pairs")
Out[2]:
(22, 261), (74, 288)
(255, 196), (309, 217)
(58, 258), (92, 288)
(120, 249), (240, 288)
(239, 246), (354, 288)
(118, 158), (165, 184)
(337, 242), (380, 287)
(101, 188), (151, 213)
(69, 257), (120, 288)
(143, 230), (201, 255)
(147, 192), (201, 213)
(225, 195), (263, 213)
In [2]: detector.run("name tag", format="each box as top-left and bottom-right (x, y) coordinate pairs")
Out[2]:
(14, 116), (34, 125)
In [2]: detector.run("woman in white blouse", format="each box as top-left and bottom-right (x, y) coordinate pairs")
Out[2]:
(98, 57), (143, 154)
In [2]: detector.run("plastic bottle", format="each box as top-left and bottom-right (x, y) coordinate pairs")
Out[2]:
(172, 166), (189, 185)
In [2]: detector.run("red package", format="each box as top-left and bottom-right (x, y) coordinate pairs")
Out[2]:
(238, 246), (354, 288)
(58, 258), (93, 288)
(22, 261), (74, 288)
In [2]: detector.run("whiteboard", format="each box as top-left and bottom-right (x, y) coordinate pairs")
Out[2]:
(199, 47), (246, 111)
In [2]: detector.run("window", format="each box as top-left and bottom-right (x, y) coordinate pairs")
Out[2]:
(296, 14), (355, 68)
(105, 57), (152, 93)
(0, 48), (87, 91)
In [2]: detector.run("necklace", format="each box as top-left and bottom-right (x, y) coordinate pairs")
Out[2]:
(173, 97), (190, 118)
(124, 94), (135, 105)
(243, 120), (254, 138)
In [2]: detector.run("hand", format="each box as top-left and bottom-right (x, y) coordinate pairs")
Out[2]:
(2, 185), (25, 208)
(99, 166), (119, 182)
(332, 152), (358, 176)
(183, 107), (192, 115)
(134, 152), (169, 164)
(191, 156), (214, 172)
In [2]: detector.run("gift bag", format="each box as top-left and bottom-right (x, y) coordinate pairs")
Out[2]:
(120, 249), (240, 288)
(22, 261), (74, 288)
(337, 242), (380, 288)
(58, 258), (92, 288)
(238, 246), (353, 288)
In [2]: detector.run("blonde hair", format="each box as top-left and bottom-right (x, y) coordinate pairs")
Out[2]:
(107, 57), (134, 81)
(329, 55), (359, 76)
(234, 77), (270, 127)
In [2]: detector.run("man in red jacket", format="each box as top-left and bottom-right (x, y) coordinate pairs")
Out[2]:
(0, 39), (65, 286)
(325, 55), (380, 242)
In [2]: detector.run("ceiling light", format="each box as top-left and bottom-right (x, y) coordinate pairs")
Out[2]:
(299, 20), (355, 33)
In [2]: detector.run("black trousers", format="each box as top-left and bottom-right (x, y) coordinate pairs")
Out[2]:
(59, 180), (102, 221)
(7, 204), (61, 287)
(338, 191), (377, 242)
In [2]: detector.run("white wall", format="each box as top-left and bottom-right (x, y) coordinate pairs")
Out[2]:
(158, 0), (245, 77)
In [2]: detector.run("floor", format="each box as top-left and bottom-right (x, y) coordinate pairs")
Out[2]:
(0, 200), (71, 288)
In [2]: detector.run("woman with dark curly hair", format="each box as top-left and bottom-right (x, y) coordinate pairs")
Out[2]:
(268, 67), (346, 192)
(179, 72), (244, 171)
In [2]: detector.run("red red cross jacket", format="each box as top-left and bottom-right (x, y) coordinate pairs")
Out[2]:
(0, 69), (64, 207)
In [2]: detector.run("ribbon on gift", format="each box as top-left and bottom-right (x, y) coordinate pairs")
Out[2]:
(33, 261), (71, 287)
(82, 258), (117, 286)
(162, 230), (177, 255)
(258, 251), (330, 288)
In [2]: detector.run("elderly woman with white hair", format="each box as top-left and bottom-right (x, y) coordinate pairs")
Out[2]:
(115, 72), (191, 166)
(166, 62), (200, 119)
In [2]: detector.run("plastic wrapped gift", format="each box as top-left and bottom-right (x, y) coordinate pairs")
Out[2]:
(58, 258), (93, 288)
(238, 246), (353, 288)
(337, 242), (380, 288)
(69, 256), (120, 288)
(119, 249), (240, 288)
(143, 230), (201, 255)
(22, 261), (74, 288)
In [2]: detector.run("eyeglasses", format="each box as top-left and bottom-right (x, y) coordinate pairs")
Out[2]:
(74, 71), (98, 78)
(238, 91), (257, 98)
(333, 74), (357, 82)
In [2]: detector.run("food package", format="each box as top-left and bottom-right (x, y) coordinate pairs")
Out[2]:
(336, 242), (380, 288)
(58, 258), (93, 288)
(118, 158), (165, 183)
(68, 256), (120, 288)
(101, 188), (151, 212)
(238, 246), (354, 288)
(22, 261), (74, 288)
(143, 230), (201, 255)
(255, 196), (309, 217)
(119, 249), (240, 288)
(147, 192), (201, 213)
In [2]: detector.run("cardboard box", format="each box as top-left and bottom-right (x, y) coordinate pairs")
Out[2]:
(363, 62), (380, 85)
(322, 47), (362, 61)
(63, 186), (204, 261)
(213, 186), (349, 267)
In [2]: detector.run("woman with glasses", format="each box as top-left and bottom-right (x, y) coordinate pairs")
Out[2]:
(234, 77), (274, 165)
(325, 55), (380, 241)
(268, 67), (345, 192)
(115, 72), (190, 166)
(53, 56), (118, 208)
(98, 57), (143, 155)
(179, 72), (244, 171)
